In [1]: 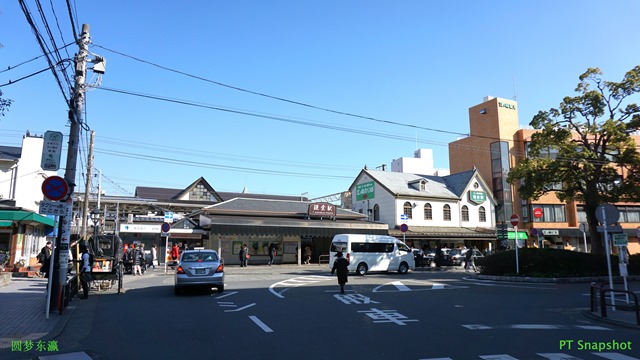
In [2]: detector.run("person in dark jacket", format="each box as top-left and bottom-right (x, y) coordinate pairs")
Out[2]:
(239, 244), (248, 267)
(331, 251), (350, 294)
(38, 241), (52, 278)
(268, 243), (277, 266)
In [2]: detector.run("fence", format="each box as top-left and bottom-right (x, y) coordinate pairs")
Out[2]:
(590, 282), (640, 325)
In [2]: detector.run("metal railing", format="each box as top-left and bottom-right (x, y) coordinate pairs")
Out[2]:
(590, 282), (640, 325)
(318, 254), (330, 265)
(60, 274), (79, 313)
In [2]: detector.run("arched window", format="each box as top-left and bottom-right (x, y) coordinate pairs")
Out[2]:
(424, 203), (432, 220)
(462, 205), (469, 222)
(443, 204), (451, 221)
(403, 202), (413, 219)
(373, 204), (380, 221)
(479, 206), (486, 222)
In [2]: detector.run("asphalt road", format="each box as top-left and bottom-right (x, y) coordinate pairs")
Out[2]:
(34, 267), (640, 359)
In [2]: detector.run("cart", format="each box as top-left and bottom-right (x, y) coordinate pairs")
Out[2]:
(88, 234), (124, 294)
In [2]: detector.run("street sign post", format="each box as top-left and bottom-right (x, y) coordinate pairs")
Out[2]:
(41, 176), (69, 201)
(41, 131), (63, 171)
(161, 222), (171, 274)
(510, 214), (520, 274)
(596, 203), (618, 309)
(400, 223), (408, 243)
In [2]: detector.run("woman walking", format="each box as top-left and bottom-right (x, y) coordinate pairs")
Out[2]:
(331, 251), (350, 294)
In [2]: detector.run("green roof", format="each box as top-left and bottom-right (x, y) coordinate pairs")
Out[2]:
(0, 210), (55, 226)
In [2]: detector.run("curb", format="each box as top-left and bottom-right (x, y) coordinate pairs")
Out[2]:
(581, 310), (640, 331)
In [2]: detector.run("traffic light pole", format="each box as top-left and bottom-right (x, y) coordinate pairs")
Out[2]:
(49, 24), (90, 312)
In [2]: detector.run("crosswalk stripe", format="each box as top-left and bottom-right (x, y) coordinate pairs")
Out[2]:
(479, 355), (519, 359)
(537, 353), (582, 359)
(593, 353), (640, 360)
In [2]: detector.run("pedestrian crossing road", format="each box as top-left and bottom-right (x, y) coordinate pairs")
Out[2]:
(421, 353), (639, 360)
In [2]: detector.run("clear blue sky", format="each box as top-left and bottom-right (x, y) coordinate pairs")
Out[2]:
(1, 1), (639, 200)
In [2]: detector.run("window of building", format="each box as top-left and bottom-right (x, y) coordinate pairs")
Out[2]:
(479, 206), (486, 222)
(190, 183), (215, 201)
(532, 204), (566, 222)
(373, 204), (380, 221)
(443, 204), (451, 221)
(461, 205), (469, 222)
(619, 206), (640, 223)
(424, 203), (432, 220)
(403, 202), (413, 219)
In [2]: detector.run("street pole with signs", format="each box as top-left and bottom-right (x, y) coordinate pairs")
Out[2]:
(510, 214), (520, 274)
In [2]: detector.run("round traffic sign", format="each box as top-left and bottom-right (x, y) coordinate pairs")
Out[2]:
(530, 228), (538, 236)
(161, 222), (171, 233)
(595, 204), (620, 224)
(41, 176), (69, 201)
(533, 207), (543, 218)
(510, 213), (520, 227)
(400, 223), (408, 233)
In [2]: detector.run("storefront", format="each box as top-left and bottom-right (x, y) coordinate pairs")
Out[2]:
(197, 199), (389, 265)
(388, 226), (497, 254)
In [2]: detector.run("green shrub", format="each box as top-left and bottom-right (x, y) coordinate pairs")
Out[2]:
(476, 248), (633, 277)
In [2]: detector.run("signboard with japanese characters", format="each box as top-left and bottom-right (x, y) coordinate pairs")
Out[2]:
(468, 191), (486, 204)
(355, 181), (375, 201)
(308, 202), (336, 217)
(41, 131), (63, 171)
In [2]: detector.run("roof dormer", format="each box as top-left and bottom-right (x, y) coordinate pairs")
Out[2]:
(408, 178), (427, 192)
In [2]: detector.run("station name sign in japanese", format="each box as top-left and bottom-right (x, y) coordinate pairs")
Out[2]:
(308, 202), (336, 217)
(356, 181), (375, 201)
(498, 101), (516, 110)
(468, 191), (486, 204)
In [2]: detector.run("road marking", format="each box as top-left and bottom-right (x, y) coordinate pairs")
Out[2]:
(463, 324), (612, 331)
(479, 355), (518, 360)
(390, 281), (411, 291)
(593, 353), (640, 360)
(217, 301), (236, 308)
(249, 315), (273, 333)
(537, 353), (582, 359)
(464, 278), (556, 290)
(334, 293), (380, 305)
(372, 280), (465, 293)
(269, 275), (332, 298)
(225, 303), (256, 312)
(213, 291), (238, 299)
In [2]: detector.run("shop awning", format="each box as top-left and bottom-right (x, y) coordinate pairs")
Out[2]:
(388, 226), (496, 239)
(0, 210), (55, 226)
(200, 215), (389, 237)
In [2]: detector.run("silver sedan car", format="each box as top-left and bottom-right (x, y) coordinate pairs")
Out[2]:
(174, 249), (224, 295)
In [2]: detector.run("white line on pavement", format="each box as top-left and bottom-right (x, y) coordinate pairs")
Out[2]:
(224, 303), (256, 312)
(249, 315), (274, 333)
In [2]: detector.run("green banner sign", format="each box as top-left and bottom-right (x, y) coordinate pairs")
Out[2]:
(508, 231), (528, 240)
(469, 191), (486, 204)
(356, 181), (375, 201)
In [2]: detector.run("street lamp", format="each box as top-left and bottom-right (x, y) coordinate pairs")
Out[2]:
(90, 207), (102, 238)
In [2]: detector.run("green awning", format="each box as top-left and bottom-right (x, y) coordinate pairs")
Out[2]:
(0, 210), (55, 226)
(0, 221), (11, 227)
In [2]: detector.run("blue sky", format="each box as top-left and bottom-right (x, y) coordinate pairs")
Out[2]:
(1, 1), (639, 200)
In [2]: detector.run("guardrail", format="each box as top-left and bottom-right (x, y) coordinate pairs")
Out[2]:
(60, 274), (79, 313)
(318, 254), (330, 265)
(590, 282), (640, 325)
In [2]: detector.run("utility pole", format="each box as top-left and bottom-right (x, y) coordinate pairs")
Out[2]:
(81, 130), (95, 240)
(50, 24), (91, 312)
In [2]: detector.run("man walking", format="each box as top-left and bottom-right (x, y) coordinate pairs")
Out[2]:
(79, 244), (91, 299)
(38, 241), (52, 278)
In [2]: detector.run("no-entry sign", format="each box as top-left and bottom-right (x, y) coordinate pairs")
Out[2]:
(533, 207), (543, 218)
(41, 176), (69, 201)
(510, 213), (520, 227)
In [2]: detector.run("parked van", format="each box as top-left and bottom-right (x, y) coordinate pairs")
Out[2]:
(328, 234), (415, 275)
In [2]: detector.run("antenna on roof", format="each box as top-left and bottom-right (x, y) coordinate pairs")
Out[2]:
(512, 73), (518, 101)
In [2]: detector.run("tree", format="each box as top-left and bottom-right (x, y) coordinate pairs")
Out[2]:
(0, 89), (11, 117)
(507, 66), (640, 256)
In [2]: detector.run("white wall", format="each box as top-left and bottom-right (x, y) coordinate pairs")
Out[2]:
(14, 136), (56, 212)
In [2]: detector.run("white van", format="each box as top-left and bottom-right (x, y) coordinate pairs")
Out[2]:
(328, 234), (415, 275)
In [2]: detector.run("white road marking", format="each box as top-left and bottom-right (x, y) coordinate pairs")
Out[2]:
(269, 275), (332, 298)
(479, 355), (519, 360)
(213, 291), (238, 299)
(463, 324), (612, 331)
(249, 315), (273, 333)
(390, 281), (411, 291)
(537, 353), (582, 359)
(224, 303), (256, 312)
(593, 353), (640, 360)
